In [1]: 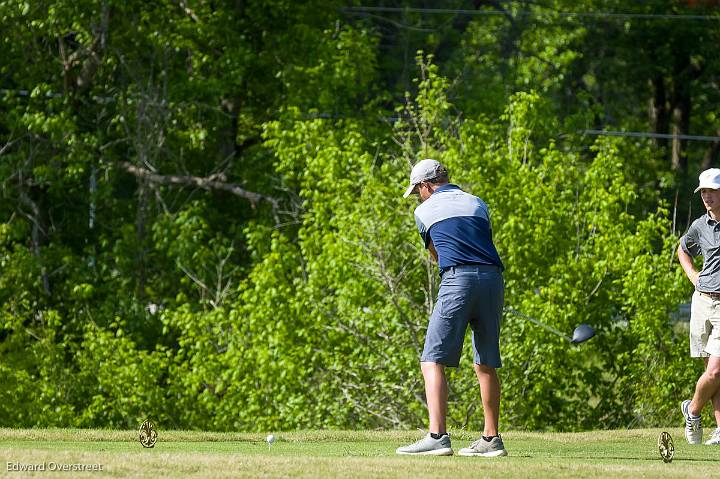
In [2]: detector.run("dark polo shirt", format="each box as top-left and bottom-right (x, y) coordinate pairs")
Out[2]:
(681, 213), (720, 292)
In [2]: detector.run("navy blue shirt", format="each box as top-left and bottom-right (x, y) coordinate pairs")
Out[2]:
(413, 184), (503, 272)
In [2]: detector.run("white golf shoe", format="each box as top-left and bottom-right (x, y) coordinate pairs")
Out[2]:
(396, 433), (453, 456)
(681, 399), (703, 445)
(458, 435), (508, 457)
(705, 427), (720, 445)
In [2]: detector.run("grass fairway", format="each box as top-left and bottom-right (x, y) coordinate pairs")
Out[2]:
(1, 428), (718, 478)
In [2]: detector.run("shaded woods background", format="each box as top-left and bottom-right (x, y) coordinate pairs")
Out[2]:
(2, 0), (720, 431)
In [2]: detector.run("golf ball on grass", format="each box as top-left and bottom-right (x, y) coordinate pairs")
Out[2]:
(266, 434), (276, 445)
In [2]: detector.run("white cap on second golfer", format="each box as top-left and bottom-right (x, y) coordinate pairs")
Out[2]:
(402, 159), (447, 198)
(695, 168), (720, 193)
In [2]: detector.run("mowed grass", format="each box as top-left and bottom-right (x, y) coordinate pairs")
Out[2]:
(1, 428), (718, 478)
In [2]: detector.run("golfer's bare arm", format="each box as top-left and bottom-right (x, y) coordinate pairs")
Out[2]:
(677, 244), (699, 286)
(428, 240), (438, 263)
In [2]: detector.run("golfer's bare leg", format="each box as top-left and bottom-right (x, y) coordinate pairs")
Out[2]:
(421, 361), (448, 434)
(702, 357), (720, 426)
(690, 356), (720, 417)
(474, 363), (500, 437)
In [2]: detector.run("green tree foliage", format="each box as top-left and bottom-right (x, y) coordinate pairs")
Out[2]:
(0, 1), (713, 431)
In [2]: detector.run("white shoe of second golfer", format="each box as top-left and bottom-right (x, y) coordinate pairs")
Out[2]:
(682, 400), (703, 445)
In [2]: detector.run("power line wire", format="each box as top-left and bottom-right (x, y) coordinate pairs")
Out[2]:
(1, 88), (62, 98)
(5, 87), (718, 142)
(583, 129), (720, 142)
(306, 115), (720, 143)
(1, 88), (114, 103)
(342, 6), (720, 21)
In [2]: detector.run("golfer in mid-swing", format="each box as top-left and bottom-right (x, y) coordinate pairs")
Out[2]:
(396, 159), (507, 457)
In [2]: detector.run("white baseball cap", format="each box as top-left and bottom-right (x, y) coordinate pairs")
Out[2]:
(402, 159), (448, 198)
(694, 168), (720, 193)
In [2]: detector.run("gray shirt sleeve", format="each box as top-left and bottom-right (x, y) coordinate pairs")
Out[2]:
(681, 223), (701, 257)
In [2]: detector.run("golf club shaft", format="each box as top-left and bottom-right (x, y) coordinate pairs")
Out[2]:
(504, 307), (572, 342)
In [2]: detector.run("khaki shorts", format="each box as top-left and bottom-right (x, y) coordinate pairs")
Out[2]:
(690, 291), (720, 357)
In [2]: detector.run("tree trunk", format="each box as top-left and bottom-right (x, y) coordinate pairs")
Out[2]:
(701, 129), (720, 170)
(671, 94), (690, 172)
(19, 186), (51, 295)
(135, 180), (148, 299)
(669, 53), (696, 173)
(649, 75), (669, 151)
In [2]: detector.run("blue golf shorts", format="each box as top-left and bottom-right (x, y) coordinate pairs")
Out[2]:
(421, 264), (504, 368)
